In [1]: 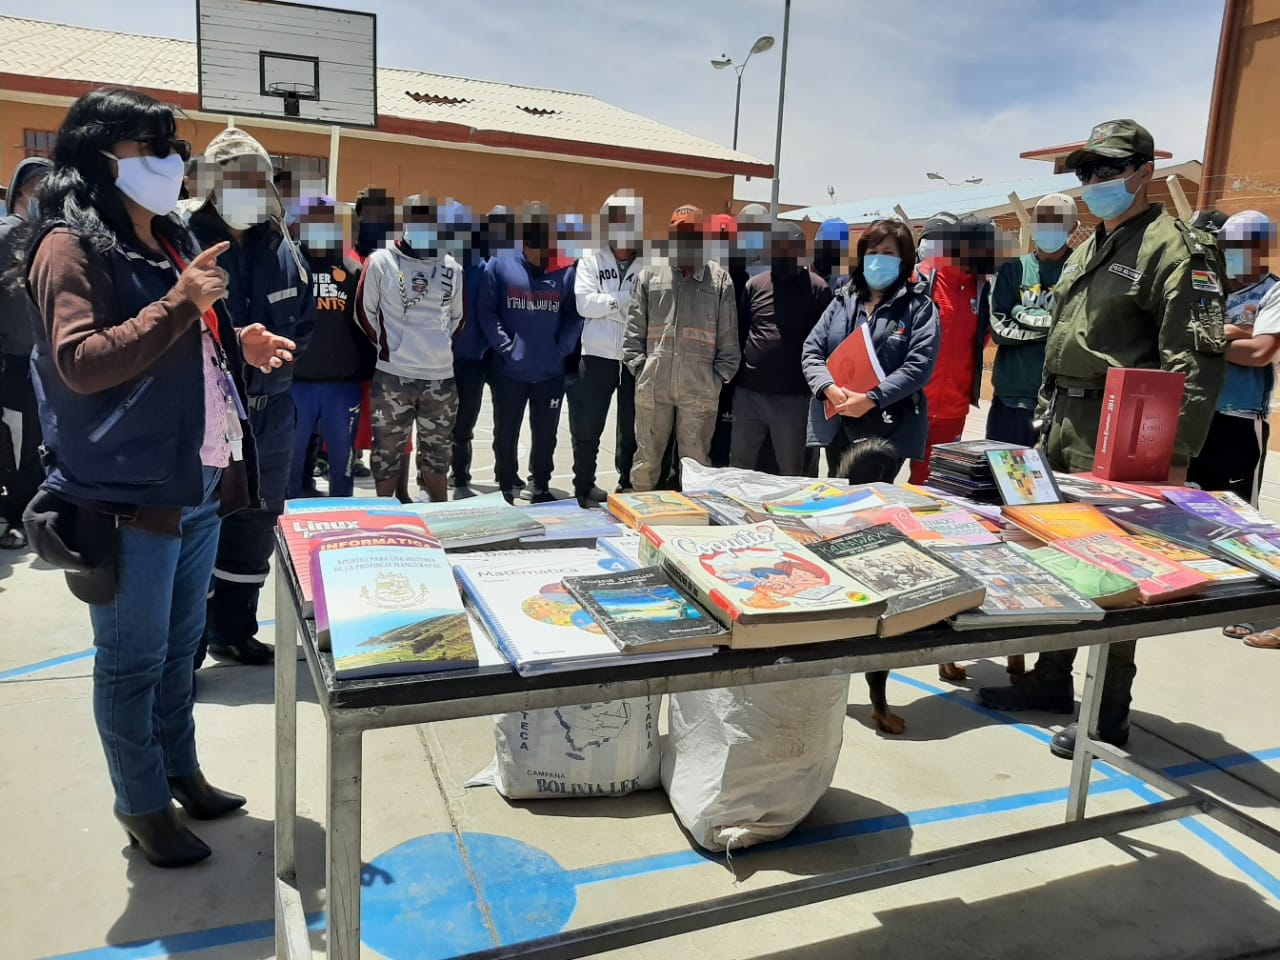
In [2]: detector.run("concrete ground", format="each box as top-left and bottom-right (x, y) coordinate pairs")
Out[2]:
(2, 394), (1280, 960)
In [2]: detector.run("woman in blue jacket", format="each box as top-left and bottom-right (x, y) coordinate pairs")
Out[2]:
(13, 89), (294, 868)
(803, 218), (940, 476)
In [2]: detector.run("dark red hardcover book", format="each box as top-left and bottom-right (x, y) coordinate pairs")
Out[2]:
(1093, 368), (1185, 482)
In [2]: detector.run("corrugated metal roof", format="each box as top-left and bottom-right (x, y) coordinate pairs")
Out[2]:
(781, 172), (1089, 225)
(0, 15), (764, 171)
(782, 163), (1203, 225)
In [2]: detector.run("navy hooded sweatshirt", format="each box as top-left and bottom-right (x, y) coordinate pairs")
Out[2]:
(477, 252), (582, 383)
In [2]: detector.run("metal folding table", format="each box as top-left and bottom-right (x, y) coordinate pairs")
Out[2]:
(272, 533), (1280, 959)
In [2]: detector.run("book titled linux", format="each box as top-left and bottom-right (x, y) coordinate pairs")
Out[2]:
(1093, 368), (1185, 483)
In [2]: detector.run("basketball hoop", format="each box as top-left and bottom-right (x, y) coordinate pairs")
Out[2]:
(267, 81), (318, 118)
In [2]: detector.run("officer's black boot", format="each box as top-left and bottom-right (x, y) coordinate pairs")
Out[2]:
(978, 649), (1076, 714)
(1050, 659), (1136, 759)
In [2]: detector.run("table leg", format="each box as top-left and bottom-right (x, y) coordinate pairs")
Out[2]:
(326, 727), (364, 960)
(1066, 640), (1110, 822)
(274, 567), (300, 954)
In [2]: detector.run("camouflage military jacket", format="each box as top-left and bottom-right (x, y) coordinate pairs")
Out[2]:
(1036, 202), (1227, 465)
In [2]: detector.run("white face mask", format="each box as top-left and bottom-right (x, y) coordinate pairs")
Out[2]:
(917, 238), (940, 262)
(219, 187), (273, 230)
(103, 152), (184, 216)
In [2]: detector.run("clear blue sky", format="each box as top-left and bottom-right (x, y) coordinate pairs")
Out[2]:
(0, 0), (1227, 205)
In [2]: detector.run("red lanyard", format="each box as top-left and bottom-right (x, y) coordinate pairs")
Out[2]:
(159, 238), (223, 348)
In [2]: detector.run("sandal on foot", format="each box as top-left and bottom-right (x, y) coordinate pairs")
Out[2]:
(1243, 629), (1280, 650)
(1223, 623), (1255, 640)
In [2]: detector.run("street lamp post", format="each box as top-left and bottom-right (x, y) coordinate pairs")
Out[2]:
(711, 34), (775, 151)
(769, 0), (791, 220)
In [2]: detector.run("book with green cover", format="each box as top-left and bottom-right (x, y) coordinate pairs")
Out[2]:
(404, 492), (543, 550)
(313, 531), (479, 680)
(933, 543), (1105, 629)
(1019, 546), (1141, 609)
(809, 525), (986, 636)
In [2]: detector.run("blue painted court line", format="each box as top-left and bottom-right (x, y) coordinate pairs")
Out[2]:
(0, 649), (94, 681)
(0, 620), (278, 683)
(37, 913), (325, 960)
(899, 669), (1280, 900)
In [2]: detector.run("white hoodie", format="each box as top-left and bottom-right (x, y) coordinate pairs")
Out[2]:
(575, 193), (644, 361)
(358, 243), (463, 381)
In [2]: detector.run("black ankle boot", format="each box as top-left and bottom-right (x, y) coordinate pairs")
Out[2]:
(115, 806), (211, 868)
(168, 770), (247, 820)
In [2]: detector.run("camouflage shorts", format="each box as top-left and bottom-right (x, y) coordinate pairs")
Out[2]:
(370, 370), (459, 482)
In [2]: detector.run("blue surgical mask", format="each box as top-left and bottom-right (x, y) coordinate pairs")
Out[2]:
(863, 254), (901, 291)
(1081, 172), (1137, 221)
(404, 226), (438, 252)
(301, 223), (343, 251)
(1225, 248), (1251, 279)
(1034, 226), (1071, 254)
(742, 231), (768, 253)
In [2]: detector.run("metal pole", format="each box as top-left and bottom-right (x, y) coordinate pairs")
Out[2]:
(732, 70), (744, 151)
(769, 0), (792, 220)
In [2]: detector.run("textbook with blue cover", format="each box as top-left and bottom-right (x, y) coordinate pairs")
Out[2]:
(282, 497), (402, 515)
(312, 531), (478, 680)
(517, 499), (624, 544)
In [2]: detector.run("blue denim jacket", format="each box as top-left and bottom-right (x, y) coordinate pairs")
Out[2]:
(802, 280), (940, 458)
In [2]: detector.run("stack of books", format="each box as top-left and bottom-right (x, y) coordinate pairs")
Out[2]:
(925, 440), (1023, 502)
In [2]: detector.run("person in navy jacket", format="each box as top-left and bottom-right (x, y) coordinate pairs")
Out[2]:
(187, 128), (315, 668)
(477, 204), (583, 503)
(802, 218), (940, 477)
(13, 89), (294, 867)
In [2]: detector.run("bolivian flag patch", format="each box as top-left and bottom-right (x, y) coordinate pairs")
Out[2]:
(1191, 269), (1222, 293)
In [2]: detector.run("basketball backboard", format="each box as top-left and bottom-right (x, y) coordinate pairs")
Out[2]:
(197, 0), (377, 128)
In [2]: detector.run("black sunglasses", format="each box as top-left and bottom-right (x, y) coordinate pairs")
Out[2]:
(1075, 156), (1142, 185)
(134, 137), (192, 162)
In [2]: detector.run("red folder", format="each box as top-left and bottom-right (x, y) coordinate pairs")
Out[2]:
(823, 324), (887, 419)
(1092, 368), (1185, 482)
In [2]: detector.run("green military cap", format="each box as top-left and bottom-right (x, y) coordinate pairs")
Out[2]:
(1063, 119), (1155, 171)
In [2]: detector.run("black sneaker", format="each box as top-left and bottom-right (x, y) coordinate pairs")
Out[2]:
(453, 484), (478, 501)
(205, 636), (275, 666)
(1049, 721), (1131, 760)
(500, 488), (518, 504)
(352, 462), (371, 478)
(977, 670), (1074, 715)
(614, 483), (634, 494)
(584, 485), (609, 503)
(528, 487), (557, 504)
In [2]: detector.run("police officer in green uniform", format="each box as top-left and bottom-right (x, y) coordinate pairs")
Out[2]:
(979, 119), (1227, 759)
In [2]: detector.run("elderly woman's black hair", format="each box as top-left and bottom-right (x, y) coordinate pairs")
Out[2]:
(7, 88), (195, 289)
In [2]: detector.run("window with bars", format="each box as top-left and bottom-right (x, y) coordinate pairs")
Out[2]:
(23, 130), (57, 158)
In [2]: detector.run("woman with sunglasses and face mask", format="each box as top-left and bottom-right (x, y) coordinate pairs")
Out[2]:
(11, 88), (294, 868)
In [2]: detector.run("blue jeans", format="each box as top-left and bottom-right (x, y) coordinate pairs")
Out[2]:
(89, 467), (223, 815)
(290, 381), (362, 498)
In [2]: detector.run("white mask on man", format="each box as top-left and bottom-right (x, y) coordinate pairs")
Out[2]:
(219, 187), (273, 230)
